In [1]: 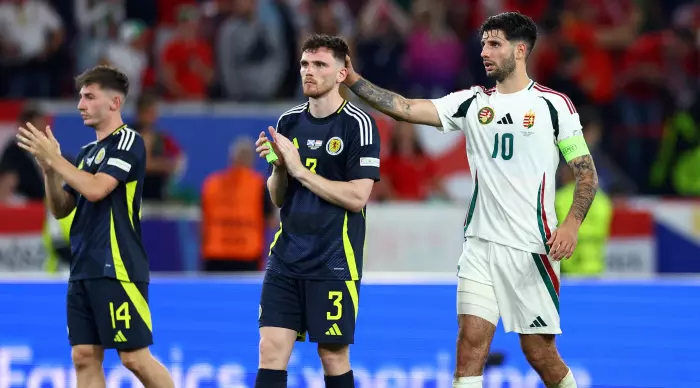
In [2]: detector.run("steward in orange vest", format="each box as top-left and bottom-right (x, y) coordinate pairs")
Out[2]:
(200, 139), (276, 272)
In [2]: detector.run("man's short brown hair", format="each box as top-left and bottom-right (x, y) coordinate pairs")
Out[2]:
(75, 65), (130, 96)
(300, 34), (349, 62)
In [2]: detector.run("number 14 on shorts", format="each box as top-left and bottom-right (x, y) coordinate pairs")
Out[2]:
(109, 301), (132, 329)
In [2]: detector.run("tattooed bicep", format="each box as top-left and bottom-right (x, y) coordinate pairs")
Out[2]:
(567, 154), (597, 179)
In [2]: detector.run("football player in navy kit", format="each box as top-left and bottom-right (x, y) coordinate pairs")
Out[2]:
(254, 34), (381, 388)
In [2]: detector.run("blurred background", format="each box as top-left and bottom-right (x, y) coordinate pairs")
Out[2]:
(0, 0), (699, 386)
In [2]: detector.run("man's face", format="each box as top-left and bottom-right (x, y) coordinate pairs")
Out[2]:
(77, 84), (117, 128)
(481, 30), (517, 82)
(300, 48), (345, 98)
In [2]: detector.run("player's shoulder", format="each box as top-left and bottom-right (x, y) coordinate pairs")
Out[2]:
(339, 101), (377, 127)
(529, 82), (577, 115)
(109, 126), (144, 152)
(339, 101), (379, 145)
(456, 85), (496, 98)
(276, 102), (308, 129)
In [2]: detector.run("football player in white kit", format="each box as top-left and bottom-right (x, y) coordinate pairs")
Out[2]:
(343, 12), (598, 388)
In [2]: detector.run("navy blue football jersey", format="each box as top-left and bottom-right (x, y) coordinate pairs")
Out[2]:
(267, 101), (381, 280)
(63, 125), (149, 282)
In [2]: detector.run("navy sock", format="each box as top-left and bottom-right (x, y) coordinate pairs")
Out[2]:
(324, 370), (354, 388)
(254, 368), (287, 388)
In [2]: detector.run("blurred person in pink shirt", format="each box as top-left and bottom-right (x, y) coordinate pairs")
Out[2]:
(404, 0), (462, 98)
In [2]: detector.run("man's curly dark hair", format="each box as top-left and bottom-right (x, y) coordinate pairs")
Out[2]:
(300, 34), (349, 62)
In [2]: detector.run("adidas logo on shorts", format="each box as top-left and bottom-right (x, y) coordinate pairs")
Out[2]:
(529, 316), (547, 328)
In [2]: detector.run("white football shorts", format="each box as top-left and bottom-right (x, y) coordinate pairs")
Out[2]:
(456, 237), (562, 334)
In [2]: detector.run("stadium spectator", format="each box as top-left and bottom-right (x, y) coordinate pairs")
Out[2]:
(0, 0), (64, 97)
(73, 0), (125, 72)
(0, 166), (25, 206)
(375, 122), (447, 201)
(354, 0), (409, 94)
(130, 92), (186, 200)
(200, 137), (277, 272)
(161, 5), (214, 100)
(217, 0), (288, 100)
(0, 105), (48, 200)
(404, 0), (463, 98)
(99, 20), (149, 101)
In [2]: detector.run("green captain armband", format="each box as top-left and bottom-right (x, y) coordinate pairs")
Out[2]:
(264, 141), (279, 164)
(558, 135), (590, 162)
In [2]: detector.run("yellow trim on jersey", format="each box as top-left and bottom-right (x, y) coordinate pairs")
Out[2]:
(125, 181), (137, 229)
(342, 212), (360, 320)
(558, 135), (590, 162)
(269, 222), (283, 256)
(109, 210), (153, 332)
(336, 100), (348, 113)
(111, 124), (128, 136)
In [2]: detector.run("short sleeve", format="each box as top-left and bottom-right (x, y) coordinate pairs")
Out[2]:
(344, 107), (381, 181)
(430, 88), (476, 132)
(549, 93), (589, 162)
(97, 129), (145, 182)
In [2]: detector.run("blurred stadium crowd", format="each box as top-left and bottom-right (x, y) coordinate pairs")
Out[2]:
(0, 0), (699, 201)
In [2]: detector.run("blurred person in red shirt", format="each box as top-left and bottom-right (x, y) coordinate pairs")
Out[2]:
(161, 4), (214, 100)
(375, 121), (446, 201)
(616, 27), (698, 190)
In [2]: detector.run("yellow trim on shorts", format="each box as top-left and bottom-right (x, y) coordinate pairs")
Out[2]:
(342, 212), (360, 320)
(109, 210), (153, 332)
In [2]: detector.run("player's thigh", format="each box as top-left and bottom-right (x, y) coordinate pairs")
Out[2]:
(84, 278), (153, 350)
(259, 271), (305, 335)
(67, 280), (101, 347)
(304, 278), (360, 345)
(457, 238), (500, 326)
(490, 245), (561, 334)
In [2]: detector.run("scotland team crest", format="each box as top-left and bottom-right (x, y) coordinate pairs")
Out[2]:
(523, 110), (536, 128)
(95, 148), (106, 164)
(326, 137), (343, 155)
(478, 107), (494, 124)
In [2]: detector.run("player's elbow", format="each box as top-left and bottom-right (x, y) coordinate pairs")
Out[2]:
(83, 191), (106, 203)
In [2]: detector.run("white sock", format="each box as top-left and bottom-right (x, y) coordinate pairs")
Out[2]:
(453, 375), (483, 388)
(551, 369), (577, 388)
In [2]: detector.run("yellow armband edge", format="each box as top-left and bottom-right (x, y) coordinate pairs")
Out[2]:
(558, 135), (590, 162)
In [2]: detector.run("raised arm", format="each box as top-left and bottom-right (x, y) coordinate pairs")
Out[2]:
(344, 57), (441, 126)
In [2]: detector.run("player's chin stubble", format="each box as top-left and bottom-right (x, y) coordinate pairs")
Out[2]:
(487, 56), (516, 83)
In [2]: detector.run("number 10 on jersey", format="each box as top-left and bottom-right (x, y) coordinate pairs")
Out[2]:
(491, 133), (514, 160)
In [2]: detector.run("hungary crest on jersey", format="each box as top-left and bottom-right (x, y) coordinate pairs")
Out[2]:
(478, 107), (495, 124)
(523, 110), (536, 128)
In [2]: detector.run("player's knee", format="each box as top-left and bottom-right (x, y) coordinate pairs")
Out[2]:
(521, 335), (557, 370)
(259, 336), (290, 368)
(317, 344), (350, 374)
(456, 318), (491, 365)
(71, 346), (103, 370)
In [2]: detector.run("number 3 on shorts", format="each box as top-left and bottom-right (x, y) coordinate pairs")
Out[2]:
(327, 291), (342, 320)
(109, 301), (132, 329)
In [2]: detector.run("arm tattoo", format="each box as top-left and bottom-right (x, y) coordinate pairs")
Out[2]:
(566, 154), (599, 223)
(349, 78), (411, 120)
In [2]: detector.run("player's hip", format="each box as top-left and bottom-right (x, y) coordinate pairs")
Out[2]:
(464, 229), (548, 255)
(266, 257), (362, 281)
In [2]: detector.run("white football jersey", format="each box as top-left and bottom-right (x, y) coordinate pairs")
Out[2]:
(432, 80), (584, 255)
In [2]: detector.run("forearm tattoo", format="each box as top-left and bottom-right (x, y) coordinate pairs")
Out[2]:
(566, 154), (599, 223)
(349, 78), (411, 120)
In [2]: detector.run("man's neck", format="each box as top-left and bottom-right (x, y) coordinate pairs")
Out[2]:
(95, 117), (124, 141)
(308, 91), (345, 118)
(496, 70), (531, 94)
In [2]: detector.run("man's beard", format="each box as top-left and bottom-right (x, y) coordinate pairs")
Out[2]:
(303, 82), (333, 98)
(487, 54), (516, 82)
